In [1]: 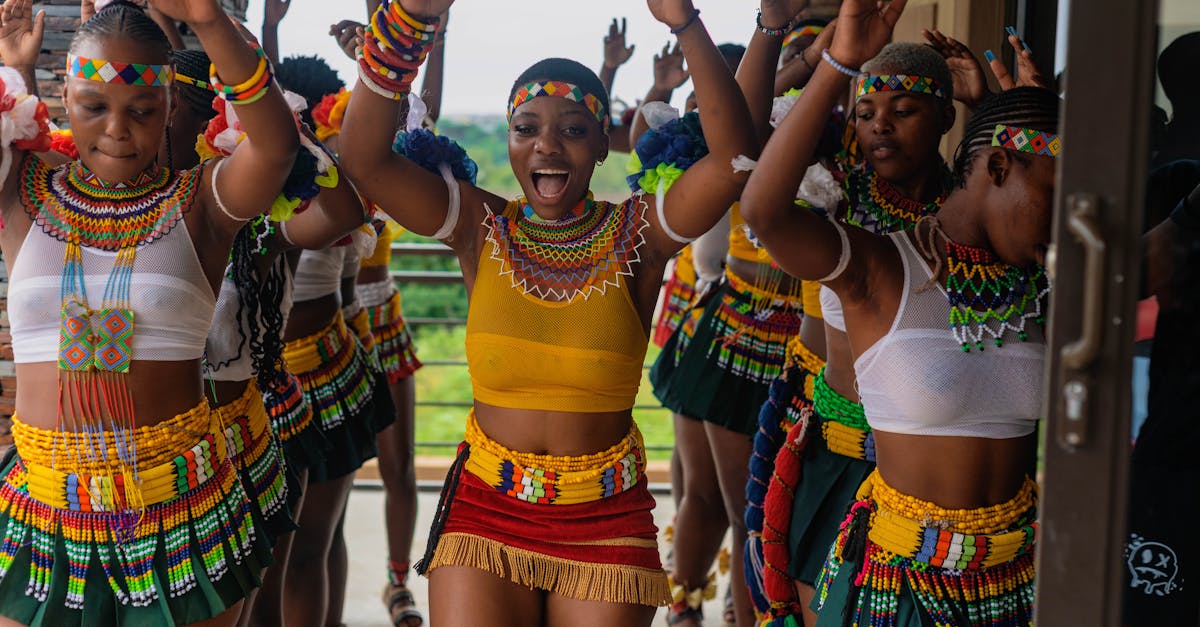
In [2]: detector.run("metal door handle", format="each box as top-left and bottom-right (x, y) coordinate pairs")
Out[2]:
(1061, 194), (1106, 370)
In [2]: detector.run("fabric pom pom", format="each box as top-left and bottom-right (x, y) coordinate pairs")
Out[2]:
(626, 110), (708, 195)
(392, 128), (478, 184)
(313, 89), (351, 142)
(796, 163), (843, 212)
(50, 129), (78, 159)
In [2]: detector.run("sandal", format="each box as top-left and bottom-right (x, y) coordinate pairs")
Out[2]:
(381, 582), (424, 627)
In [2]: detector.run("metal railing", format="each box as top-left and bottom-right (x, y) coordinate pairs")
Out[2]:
(391, 242), (673, 454)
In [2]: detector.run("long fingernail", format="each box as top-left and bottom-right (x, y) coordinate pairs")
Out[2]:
(1005, 26), (1017, 37)
(984, 49), (996, 62)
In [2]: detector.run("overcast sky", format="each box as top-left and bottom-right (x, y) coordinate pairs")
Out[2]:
(247, 0), (755, 116)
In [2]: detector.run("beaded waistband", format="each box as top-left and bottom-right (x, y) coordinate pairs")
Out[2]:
(813, 369), (874, 462)
(12, 401), (225, 512)
(463, 410), (644, 505)
(283, 311), (352, 373)
(724, 267), (803, 308)
(215, 380), (270, 461)
(784, 335), (825, 401)
(862, 471), (1038, 569)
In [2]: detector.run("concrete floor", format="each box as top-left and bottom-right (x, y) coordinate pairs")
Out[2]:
(339, 486), (734, 627)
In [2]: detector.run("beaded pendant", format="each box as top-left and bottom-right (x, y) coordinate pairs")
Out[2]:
(845, 168), (947, 234)
(944, 239), (1050, 352)
(485, 194), (649, 302)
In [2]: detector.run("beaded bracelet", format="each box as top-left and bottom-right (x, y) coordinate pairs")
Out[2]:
(756, 11), (794, 37)
(211, 42), (274, 105)
(820, 49), (863, 78)
(670, 9), (700, 35)
(358, 0), (439, 100)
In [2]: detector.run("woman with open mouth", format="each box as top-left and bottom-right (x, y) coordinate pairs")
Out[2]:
(339, 0), (757, 624)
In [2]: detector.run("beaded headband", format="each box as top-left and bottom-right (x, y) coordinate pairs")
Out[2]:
(174, 72), (213, 92)
(855, 74), (945, 101)
(67, 54), (174, 87)
(782, 25), (823, 49)
(508, 80), (609, 131)
(991, 124), (1062, 157)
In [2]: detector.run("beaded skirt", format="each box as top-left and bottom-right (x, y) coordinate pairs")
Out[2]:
(260, 370), (328, 508)
(0, 402), (269, 626)
(215, 381), (294, 542)
(650, 269), (803, 435)
(814, 471), (1038, 627)
(365, 286), (423, 383)
(423, 411), (670, 606)
(651, 246), (697, 349)
(283, 312), (395, 482)
(345, 304), (381, 373)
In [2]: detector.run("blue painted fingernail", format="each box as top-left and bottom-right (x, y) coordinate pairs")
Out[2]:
(1005, 26), (1017, 36)
(984, 49), (996, 62)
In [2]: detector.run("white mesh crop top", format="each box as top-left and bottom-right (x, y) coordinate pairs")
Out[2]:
(853, 232), (1046, 439)
(8, 213), (216, 363)
(203, 256), (295, 381)
(292, 246), (345, 302)
(819, 285), (845, 332)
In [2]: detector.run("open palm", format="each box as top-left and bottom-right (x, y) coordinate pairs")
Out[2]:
(647, 0), (697, 30)
(0, 0), (44, 69)
(829, 0), (908, 68)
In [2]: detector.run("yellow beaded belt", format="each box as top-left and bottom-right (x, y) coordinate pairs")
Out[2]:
(215, 381), (271, 464)
(283, 311), (353, 374)
(12, 401), (227, 512)
(862, 471), (1038, 569)
(463, 410), (645, 505)
(813, 369), (874, 462)
(724, 267), (803, 308)
(345, 305), (377, 355)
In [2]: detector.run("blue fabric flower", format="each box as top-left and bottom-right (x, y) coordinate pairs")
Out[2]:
(626, 111), (708, 194)
(393, 128), (479, 184)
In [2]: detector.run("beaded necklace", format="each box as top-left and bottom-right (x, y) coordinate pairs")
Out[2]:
(21, 157), (200, 508)
(942, 237), (1050, 352)
(485, 194), (649, 302)
(844, 167), (947, 234)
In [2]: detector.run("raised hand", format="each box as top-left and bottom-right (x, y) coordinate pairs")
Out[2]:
(0, 0), (45, 70)
(759, 0), (810, 32)
(329, 20), (363, 61)
(603, 18), (635, 70)
(397, 0), (454, 20)
(144, 0), (225, 26)
(827, 0), (908, 69)
(263, 0), (291, 26)
(924, 28), (988, 108)
(653, 42), (688, 90)
(987, 27), (1050, 91)
(647, 0), (697, 31)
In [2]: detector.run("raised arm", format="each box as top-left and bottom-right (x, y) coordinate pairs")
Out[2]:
(261, 0), (291, 67)
(739, 0), (906, 282)
(736, 3), (803, 145)
(339, 0), (494, 246)
(599, 18), (634, 97)
(629, 41), (687, 147)
(0, 0), (43, 103)
(641, 0), (758, 254)
(419, 11), (447, 123)
(149, 0), (299, 225)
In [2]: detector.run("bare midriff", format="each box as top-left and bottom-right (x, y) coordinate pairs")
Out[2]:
(284, 292), (340, 342)
(873, 431), (1037, 510)
(473, 400), (634, 457)
(15, 360), (205, 430)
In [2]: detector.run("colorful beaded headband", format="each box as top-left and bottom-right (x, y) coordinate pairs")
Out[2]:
(782, 25), (823, 48)
(174, 72), (213, 92)
(991, 124), (1062, 157)
(67, 54), (174, 87)
(508, 80), (609, 131)
(856, 74), (945, 101)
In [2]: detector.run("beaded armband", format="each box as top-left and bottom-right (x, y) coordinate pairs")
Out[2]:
(357, 0), (440, 101)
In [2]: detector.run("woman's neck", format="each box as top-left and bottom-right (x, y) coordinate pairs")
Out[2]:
(930, 187), (990, 250)
(883, 159), (947, 204)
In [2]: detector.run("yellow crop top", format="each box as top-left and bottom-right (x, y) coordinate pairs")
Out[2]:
(465, 197), (650, 413)
(361, 219), (404, 268)
(728, 203), (774, 264)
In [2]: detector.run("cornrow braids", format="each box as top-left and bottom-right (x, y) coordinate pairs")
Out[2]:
(72, 0), (171, 63)
(951, 86), (1060, 187)
(276, 55), (345, 128)
(172, 49), (217, 121)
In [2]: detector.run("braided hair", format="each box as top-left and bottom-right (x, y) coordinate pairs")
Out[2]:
(952, 86), (1060, 187)
(172, 49), (217, 121)
(276, 55), (345, 127)
(72, 0), (171, 62)
(216, 222), (289, 390)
